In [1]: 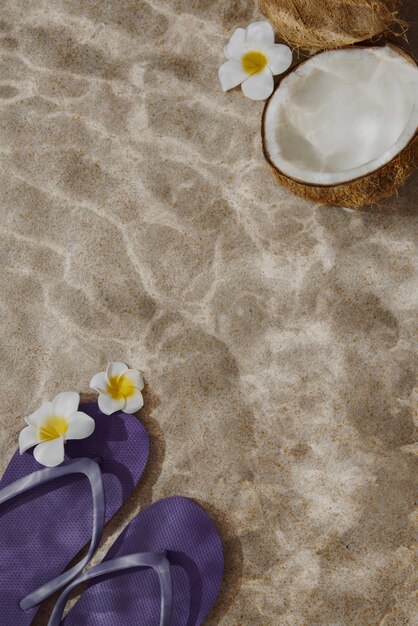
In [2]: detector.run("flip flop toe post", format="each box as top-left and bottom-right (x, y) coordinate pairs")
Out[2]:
(50, 497), (224, 626)
(0, 402), (149, 624)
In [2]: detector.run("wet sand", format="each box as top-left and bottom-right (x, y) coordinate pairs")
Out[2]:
(0, 1), (417, 624)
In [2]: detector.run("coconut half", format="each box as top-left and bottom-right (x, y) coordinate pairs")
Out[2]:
(258, 0), (404, 51)
(262, 45), (418, 207)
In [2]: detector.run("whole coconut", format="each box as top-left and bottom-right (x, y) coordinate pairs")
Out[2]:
(258, 0), (405, 50)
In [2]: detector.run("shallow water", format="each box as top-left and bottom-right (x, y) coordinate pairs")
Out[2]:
(0, 1), (416, 625)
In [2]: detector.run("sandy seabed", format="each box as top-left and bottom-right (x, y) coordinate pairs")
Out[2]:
(0, 1), (417, 624)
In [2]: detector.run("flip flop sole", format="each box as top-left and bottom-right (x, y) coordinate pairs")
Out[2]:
(62, 497), (224, 625)
(0, 403), (149, 625)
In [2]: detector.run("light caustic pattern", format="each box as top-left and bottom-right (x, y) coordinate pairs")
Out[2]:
(0, 1), (416, 625)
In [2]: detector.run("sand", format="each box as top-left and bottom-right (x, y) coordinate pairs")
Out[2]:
(0, 1), (417, 624)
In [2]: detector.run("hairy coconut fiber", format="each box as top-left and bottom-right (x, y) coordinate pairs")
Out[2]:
(259, 0), (405, 50)
(262, 132), (418, 208)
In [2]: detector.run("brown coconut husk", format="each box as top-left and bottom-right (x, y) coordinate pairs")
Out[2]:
(259, 0), (406, 51)
(263, 135), (418, 208)
(261, 44), (418, 208)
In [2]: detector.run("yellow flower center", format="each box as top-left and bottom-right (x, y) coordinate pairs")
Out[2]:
(107, 374), (137, 400)
(37, 415), (68, 441)
(242, 50), (268, 75)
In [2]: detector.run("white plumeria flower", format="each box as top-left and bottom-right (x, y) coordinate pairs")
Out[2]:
(90, 362), (144, 416)
(219, 21), (292, 101)
(19, 392), (95, 467)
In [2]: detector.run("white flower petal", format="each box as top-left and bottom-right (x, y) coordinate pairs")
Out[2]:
(98, 393), (125, 416)
(126, 369), (144, 391)
(66, 412), (95, 440)
(53, 391), (80, 418)
(19, 426), (40, 454)
(265, 44), (292, 75)
(241, 67), (274, 100)
(90, 371), (108, 394)
(33, 437), (65, 467)
(219, 60), (248, 92)
(25, 402), (53, 427)
(106, 362), (128, 381)
(224, 27), (246, 61)
(123, 391), (144, 414)
(246, 21), (274, 47)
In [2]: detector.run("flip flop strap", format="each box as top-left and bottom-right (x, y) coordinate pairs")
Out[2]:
(0, 457), (105, 610)
(48, 551), (173, 626)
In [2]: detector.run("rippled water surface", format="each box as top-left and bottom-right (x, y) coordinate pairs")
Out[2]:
(0, 1), (417, 624)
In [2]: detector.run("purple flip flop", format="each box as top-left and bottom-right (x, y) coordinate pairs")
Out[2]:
(0, 402), (149, 625)
(49, 497), (224, 626)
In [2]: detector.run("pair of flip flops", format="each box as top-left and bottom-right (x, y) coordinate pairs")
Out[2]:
(0, 403), (223, 624)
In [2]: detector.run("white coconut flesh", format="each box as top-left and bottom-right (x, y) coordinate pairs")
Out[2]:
(264, 46), (418, 186)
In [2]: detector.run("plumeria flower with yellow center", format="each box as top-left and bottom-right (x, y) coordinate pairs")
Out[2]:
(90, 362), (144, 416)
(19, 392), (95, 467)
(219, 21), (292, 101)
